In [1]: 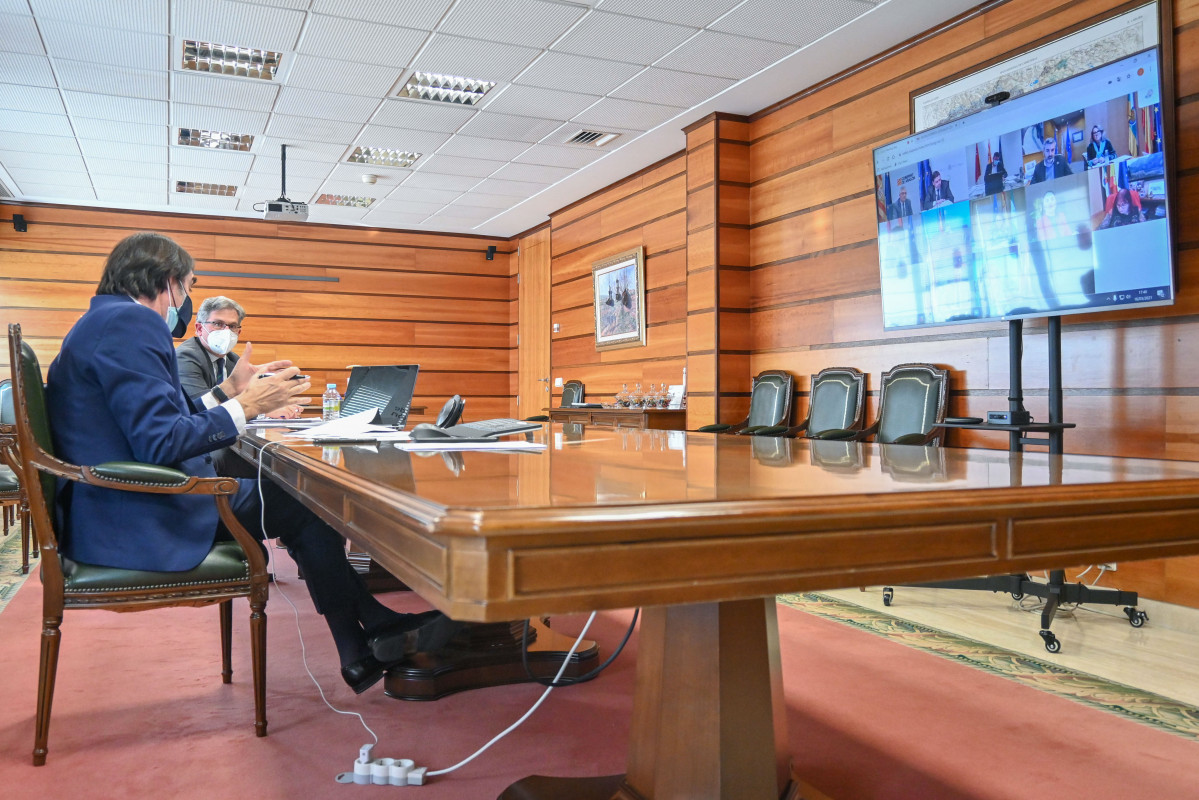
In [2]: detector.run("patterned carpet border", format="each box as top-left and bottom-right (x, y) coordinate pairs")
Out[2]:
(0, 522), (32, 614)
(778, 591), (1199, 741)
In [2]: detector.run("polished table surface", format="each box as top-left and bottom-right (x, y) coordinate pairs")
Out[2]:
(236, 428), (1199, 799)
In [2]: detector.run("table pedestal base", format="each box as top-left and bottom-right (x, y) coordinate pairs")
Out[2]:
(384, 618), (599, 701)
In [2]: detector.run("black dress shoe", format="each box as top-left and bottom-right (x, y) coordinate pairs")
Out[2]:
(369, 613), (466, 663)
(341, 655), (387, 695)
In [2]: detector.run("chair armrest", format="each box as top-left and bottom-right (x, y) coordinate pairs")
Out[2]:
(810, 428), (858, 440)
(751, 426), (791, 437)
(735, 425), (767, 435)
(83, 461), (239, 496)
(698, 423), (733, 433)
(891, 432), (935, 446)
(89, 461), (190, 486)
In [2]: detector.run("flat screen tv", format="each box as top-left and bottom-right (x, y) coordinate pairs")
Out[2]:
(872, 48), (1174, 330)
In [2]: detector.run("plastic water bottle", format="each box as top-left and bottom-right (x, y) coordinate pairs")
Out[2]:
(322, 383), (341, 421)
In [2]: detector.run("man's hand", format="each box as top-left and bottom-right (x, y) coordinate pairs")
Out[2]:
(266, 403), (306, 420)
(235, 368), (311, 419)
(224, 342), (295, 396)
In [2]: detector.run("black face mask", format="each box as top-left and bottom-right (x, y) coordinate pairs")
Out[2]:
(171, 292), (193, 338)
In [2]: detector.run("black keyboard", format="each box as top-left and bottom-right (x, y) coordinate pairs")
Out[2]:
(444, 418), (541, 438)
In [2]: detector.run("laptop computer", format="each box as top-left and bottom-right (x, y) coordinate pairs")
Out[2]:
(340, 364), (420, 428)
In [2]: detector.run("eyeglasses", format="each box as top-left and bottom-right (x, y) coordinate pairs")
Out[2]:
(201, 320), (242, 332)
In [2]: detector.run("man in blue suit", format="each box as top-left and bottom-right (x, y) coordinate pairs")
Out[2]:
(46, 232), (452, 693)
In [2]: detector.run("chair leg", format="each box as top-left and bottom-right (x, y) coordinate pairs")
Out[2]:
(220, 600), (233, 684)
(250, 600), (268, 737)
(33, 617), (62, 766)
(20, 500), (30, 574)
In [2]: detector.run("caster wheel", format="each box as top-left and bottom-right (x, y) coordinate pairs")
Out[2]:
(882, 588), (894, 607)
(1010, 591), (1024, 601)
(1125, 607), (1147, 628)
(1039, 630), (1061, 653)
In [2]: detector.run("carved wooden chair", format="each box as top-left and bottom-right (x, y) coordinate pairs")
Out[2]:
(8, 323), (270, 765)
(698, 370), (794, 435)
(754, 367), (866, 438)
(1, 378), (31, 573)
(812, 363), (948, 446)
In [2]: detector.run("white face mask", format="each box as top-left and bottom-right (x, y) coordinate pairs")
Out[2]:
(205, 327), (237, 355)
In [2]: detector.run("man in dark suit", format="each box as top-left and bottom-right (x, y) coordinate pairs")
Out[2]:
(921, 171), (954, 210)
(46, 232), (453, 694)
(887, 186), (914, 220)
(1030, 136), (1072, 184)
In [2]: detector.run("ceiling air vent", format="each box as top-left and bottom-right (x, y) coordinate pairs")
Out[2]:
(0, 179), (13, 198)
(562, 129), (620, 147)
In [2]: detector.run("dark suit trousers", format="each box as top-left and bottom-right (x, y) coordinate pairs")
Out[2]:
(224, 476), (368, 617)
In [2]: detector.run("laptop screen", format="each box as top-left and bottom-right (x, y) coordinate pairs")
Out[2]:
(341, 365), (419, 427)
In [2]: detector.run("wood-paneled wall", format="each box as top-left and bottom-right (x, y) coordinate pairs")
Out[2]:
(741, 0), (1199, 606)
(0, 204), (516, 422)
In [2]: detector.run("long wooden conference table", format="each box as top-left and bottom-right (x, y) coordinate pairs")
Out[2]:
(236, 426), (1199, 800)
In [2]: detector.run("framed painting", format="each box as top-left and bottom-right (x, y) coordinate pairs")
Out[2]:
(592, 247), (646, 351)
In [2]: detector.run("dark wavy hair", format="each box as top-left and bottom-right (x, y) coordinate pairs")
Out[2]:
(95, 232), (194, 298)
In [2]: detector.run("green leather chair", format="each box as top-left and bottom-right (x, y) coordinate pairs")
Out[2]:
(525, 379), (583, 422)
(814, 363), (948, 445)
(698, 370), (794, 435)
(7, 323), (270, 766)
(754, 367), (865, 438)
(1, 378), (31, 574)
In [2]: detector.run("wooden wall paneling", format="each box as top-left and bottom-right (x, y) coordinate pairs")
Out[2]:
(551, 175), (687, 257)
(551, 156), (685, 230)
(518, 227), (551, 419)
(549, 213), (686, 284)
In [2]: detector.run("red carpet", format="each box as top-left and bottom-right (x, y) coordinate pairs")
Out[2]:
(1, 555), (1196, 799)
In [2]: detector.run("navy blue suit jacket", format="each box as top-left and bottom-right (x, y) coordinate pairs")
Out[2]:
(46, 295), (241, 571)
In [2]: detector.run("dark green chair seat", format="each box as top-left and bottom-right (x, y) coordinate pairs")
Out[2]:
(0, 464), (17, 491)
(63, 541), (249, 594)
(699, 371), (793, 435)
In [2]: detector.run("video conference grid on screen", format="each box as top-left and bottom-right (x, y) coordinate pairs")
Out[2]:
(872, 49), (1173, 330)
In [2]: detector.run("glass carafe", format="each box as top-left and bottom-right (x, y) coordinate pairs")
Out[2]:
(630, 382), (644, 408)
(616, 383), (630, 407)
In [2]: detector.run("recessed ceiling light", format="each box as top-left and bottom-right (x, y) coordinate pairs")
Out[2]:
(396, 72), (495, 106)
(316, 194), (376, 208)
(347, 147), (421, 168)
(182, 40), (281, 81)
(177, 128), (254, 151)
(176, 181), (237, 196)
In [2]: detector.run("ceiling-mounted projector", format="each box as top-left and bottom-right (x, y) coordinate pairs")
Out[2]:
(256, 144), (308, 221)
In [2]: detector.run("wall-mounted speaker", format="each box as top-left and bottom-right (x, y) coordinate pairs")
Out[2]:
(13, 213), (27, 232)
(485, 245), (496, 260)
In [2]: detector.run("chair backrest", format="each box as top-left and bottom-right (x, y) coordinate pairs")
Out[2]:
(560, 380), (584, 407)
(804, 368), (865, 435)
(874, 363), (949, 444)
(745, 370), (794, 428)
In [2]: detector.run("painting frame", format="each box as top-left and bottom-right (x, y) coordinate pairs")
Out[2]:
(591, 247), (647, 351)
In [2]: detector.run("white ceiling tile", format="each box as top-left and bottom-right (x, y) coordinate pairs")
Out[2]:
(368, 198), (432, 215)
(64, 91), (167, 125)
(173, 0), (307, 52)
(490, 162), (573, 183)
(29, 0), (167, 32)
(170, 146), (255, 172)
(453, 192), (517, 209)
(252, 139), (347, 162)
(0, 109), (74, 137)
(431, 206), (495, 221)
(592, 0), (743, 27)
(434, 135), (531, 161)
(264, 113), (363, 144)
(249, 156), (335, 179)
(472, 177), (548, 197)
(415, 34), (541, 83)
(169, 192), (241, 210)
(79, 141), (167, 163)
(76, 119), (166, 147)
(0, 53), (56, 87)
(274, 86), (380, 123)
(8, 166), (92, 187)
(554, 12), (696, 64)
(457, 112), (562, 143)
(710, 0), (874, 47)
(655, 30), (797, 79)
(387, 185), (462, 204)
(373, 99), (476, 134)
(0, 13), (48, 55)
(571, 97), (683, 131)
(298, 15), (427, 69)
(286, 54), (402, 97)
(481, 85), (600, 120)
(172, 71), (279, 112)
(514, 143), (604, 168)
(91, 174), (160, 191)
(418, 154), (505, 178)
(515, 51), (642, 95)
(170, 165), (251, 185)
(0, 149), (84, 170)
(309, 0), (453, 30)
(308, 203), (370, 221)
(315, 180), (384, 200)
(541, 120), (646, 146)
(361, 210), (431, 228)
(355, 125), (452, 154)
(245, 171), (324, 195)
(172, 103), (270, 134)
(440, 0), (586, 48)
(96, 187), (160, 203)
(0, 133), (80, 157)
(326, 163), (412, 184)
(609, 68), (735, 107)
(0, 0), (31, 13)
(402, 171), (479, 191)
(54, 61), (168, 101)
(0, 84), (65, 115)
(40, 18), (166, 71)
(87, 157), (168, 180)
(21, 183), (96, 200)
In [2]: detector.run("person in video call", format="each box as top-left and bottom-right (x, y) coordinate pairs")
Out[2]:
(983, 153), (1007, 196)
(1030, 135), (1072, 184)
(922, 171), (954, 210)
(1099, 188), (1144, 228)
(1035, 191), (1072, 241)
(46, 232), (457, 695)
(1085, 125), (1118, 168)
(888, 185), (915, 220)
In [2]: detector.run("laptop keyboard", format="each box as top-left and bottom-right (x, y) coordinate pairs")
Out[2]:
(446, 418), (541, 438)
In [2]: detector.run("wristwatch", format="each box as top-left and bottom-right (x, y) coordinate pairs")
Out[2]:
(211, 385), (229, 403)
